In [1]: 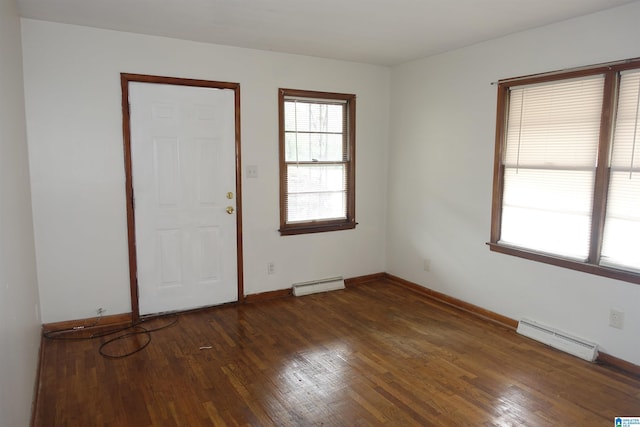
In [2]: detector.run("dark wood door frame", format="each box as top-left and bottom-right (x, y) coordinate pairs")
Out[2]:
(120, 73), (244, 321)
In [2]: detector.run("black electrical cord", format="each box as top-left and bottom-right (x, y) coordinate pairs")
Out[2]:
(43, 315), (178, 359)
(99, 318), (179, 359)
(98, 325), (152, 359)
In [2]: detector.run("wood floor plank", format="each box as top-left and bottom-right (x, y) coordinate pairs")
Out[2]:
(33, 280), (640, 426)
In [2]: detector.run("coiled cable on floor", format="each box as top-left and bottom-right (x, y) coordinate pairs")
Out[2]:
(43, 315), (178, 359)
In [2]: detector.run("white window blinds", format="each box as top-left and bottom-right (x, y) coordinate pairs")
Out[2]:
(500, 75), (605, 259)
(601, 69), (640, 271)
(283, 98), (349, 224)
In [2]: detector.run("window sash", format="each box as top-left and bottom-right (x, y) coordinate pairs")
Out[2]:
(499, 75), (604, 260)
(602, 69), (640, 271)
(284, 162), (348, 224)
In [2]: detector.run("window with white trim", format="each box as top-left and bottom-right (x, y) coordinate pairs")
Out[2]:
(278, 89), (356, 235)
(490, 59), (640, 284)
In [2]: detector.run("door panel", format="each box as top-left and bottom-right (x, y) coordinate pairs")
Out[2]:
(129, 82), (238, 316)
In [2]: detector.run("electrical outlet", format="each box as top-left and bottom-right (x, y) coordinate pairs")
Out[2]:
(609, 308), (624, 329)
(246, 165), (258, 179)
(267, 262), (275, 275)
(423, 258), (431, 272)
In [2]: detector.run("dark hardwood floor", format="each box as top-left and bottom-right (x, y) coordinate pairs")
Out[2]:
(33, 280), (640, 426)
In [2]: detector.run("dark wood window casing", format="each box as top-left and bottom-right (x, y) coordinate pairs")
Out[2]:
(278, 88), (356, 236)
(490, 58), (640, 285)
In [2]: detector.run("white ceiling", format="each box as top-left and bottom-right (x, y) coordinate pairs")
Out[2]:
(17, 0), (638, 66)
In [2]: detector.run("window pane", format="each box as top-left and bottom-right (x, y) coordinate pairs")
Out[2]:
(284, 132), (344, 162)
(501, 207), (592, 259)
(500, 168), (594, 259)
(287, 192), (346, 223)
(284, 101), (344, 133)
(286, 164), (347, 223)
(505, 76), (604, 168)
(601, 173), (640, 270)
(602, 70), (640, 270)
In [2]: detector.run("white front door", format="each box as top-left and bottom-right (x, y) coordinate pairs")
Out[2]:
(129, 82), (238, 316)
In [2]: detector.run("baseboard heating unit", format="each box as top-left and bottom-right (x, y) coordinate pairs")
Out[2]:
(292, 277), (345, 297)
(517, 318), (598, 362)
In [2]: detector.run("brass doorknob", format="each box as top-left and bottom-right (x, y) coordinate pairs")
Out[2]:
(226, 206), (235, 214)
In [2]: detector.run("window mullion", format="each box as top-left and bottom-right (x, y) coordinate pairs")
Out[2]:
(588, 70), (617, 264)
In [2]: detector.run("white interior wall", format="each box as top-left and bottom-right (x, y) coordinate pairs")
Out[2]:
(387, 1), (640, 365)
(20, 19), (390, 323)
(19, 2), (640, 368)
(0, 0), (41, 425)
